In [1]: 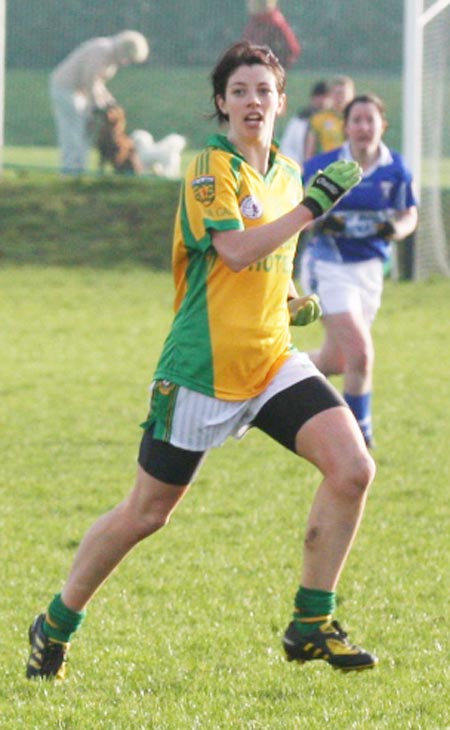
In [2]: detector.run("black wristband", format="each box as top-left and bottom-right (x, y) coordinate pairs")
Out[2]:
(302, 196), (324, 219)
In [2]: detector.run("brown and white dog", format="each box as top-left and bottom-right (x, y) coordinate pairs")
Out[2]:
(96, 105), (142, 175)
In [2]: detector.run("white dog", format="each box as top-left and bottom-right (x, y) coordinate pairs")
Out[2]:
(130, 129), (186, 178)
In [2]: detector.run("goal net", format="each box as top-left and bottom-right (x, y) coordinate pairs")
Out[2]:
(404, 0), (450, 279)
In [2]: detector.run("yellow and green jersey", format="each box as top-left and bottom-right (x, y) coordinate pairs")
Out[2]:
(154, 134), (303, 401)
(308, 110), (345, 153)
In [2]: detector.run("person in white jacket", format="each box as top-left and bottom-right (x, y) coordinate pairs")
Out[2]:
(50, 31), (149, 174)
(280, 80), (330, 165)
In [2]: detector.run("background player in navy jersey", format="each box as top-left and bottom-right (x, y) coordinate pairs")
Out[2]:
(300, 94), (418, 448)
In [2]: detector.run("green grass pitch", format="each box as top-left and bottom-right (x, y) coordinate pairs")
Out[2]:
(1, 263), (449, 729)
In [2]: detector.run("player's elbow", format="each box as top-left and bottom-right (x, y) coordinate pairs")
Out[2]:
(222, 254), (249, 273)
(212, 233), (251, 272)
(408, 206), (419, 234)
(396, 207), (419, 241)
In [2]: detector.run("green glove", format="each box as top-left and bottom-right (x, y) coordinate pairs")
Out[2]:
(289, 294), (322, 326)
(303, 160), (362, 219)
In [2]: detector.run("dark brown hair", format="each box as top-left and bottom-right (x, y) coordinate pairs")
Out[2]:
(343, 93), (387, 124)
(210, 41), (286, 123)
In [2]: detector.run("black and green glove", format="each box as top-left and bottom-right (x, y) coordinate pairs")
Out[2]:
(302, 160), (362, 219)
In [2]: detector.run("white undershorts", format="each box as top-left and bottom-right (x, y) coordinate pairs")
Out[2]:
(300, 249), (384, 325)
(151, 351), (322, 451)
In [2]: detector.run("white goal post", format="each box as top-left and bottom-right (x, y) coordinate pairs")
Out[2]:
(403, 0), (450, 279)
(0, 0), (5, 173)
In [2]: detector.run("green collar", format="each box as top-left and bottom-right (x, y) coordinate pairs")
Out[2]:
(206, 134), (280, 170)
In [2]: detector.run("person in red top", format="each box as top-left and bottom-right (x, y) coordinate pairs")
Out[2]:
(243, 0), (301, 68)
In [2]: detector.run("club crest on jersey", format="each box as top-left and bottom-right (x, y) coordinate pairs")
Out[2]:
(240, 195), (263, 220)
(192, 175), (215, 206)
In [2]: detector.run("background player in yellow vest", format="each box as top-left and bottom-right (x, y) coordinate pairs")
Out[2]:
(280, 79), (331, 166)
(304, 75), (355, 161)
(26, 42), (377, 680)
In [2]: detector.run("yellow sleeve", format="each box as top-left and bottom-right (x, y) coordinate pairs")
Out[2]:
(184, 149), (244, 246)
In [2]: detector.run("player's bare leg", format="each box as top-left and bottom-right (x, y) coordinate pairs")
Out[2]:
(26, 468), (190, 679)
(307, 320), (344, 377)
(61, 466), (190, 611)
(295, 406), (375, 589)
(309, 313), (375, 446)
(282, 406), (378, 671)
(310, 312), (374, 393)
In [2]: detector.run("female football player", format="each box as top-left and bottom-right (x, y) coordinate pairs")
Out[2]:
(27, 42), (377, 681)
(300, 94), (418, 447)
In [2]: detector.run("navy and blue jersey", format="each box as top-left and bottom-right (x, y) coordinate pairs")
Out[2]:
(302, 142), (417, 263)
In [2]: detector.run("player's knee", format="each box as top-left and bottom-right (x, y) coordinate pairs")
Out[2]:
(118, 501), (172, 543)
(348, 342), (374, 377)
(135, 510), (172, 540)
(333, 450), (375, 501)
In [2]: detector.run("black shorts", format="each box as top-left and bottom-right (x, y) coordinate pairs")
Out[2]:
(137, 376), (345, 486)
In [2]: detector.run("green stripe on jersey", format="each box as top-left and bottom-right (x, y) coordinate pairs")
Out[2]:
(154, 195), (216, 395)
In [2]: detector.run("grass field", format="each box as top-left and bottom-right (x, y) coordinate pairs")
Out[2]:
(1, 262), (449, 729)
